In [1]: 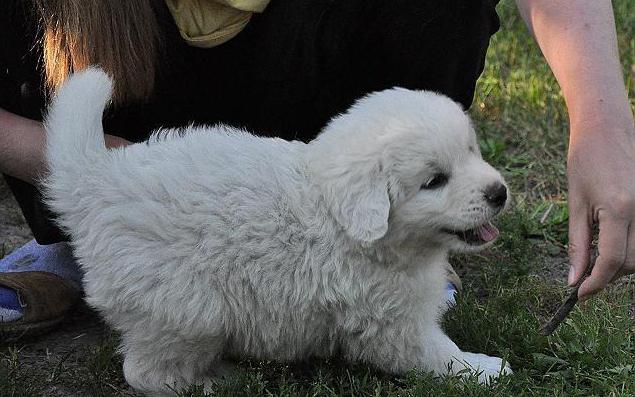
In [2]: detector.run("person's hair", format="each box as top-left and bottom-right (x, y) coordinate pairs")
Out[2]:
(33, 0), (160, 105)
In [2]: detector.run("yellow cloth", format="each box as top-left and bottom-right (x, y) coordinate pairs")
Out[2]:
(165, 0), (270, 48)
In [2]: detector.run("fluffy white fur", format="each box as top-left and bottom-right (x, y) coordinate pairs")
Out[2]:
(43, 68), (511, 396)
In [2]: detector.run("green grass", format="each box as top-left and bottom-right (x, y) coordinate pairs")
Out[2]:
(1, 0), (634, 395)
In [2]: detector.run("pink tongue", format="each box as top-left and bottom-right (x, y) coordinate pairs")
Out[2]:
(476, 222), (499, 242)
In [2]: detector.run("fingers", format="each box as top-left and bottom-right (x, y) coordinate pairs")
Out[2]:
(578, 215), (628, 300)
(610, 227), (635, 282)
(567, 204), (592, 286)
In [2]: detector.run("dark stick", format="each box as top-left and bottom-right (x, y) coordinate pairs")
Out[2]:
(539, 284), (581, 336)
(539, 256), (594, 336)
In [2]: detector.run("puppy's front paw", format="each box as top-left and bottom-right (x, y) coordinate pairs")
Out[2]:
(450, 351), (512, 384)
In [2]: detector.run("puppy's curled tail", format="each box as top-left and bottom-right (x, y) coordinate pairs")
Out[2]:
(44, 67), (113, 174)
(43, 67), (113, 231)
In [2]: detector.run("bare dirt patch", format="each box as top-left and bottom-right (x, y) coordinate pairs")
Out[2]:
(0, 179), (32, 254)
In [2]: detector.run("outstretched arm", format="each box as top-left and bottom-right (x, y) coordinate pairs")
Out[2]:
(0, 108), (46, 183)
(0, 107), (131, 184)
(515, 0), (635, 299)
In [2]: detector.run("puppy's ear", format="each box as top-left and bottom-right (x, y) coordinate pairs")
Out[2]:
(310, 155), (390, 243)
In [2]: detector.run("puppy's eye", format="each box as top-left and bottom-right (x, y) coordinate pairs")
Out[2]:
(421, 174), (448, 190)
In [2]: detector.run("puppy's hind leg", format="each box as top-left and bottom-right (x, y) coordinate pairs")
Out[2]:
(121, 334), (228, 396)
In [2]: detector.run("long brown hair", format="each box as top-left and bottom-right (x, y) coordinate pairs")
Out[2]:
(33, 0), (160, 105)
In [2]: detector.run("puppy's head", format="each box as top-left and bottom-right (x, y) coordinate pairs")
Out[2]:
(308, 88), (507, 253)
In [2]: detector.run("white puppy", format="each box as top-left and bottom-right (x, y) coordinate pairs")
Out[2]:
(44, 68), (511, 395)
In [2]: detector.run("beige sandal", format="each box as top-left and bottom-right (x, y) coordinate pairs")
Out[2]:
(0, 271), (79, 340)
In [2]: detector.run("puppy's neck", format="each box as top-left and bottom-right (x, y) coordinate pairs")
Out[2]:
(355, 239), (448, 272)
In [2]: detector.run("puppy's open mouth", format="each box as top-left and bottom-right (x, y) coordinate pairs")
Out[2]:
(442, 222), (499, 245)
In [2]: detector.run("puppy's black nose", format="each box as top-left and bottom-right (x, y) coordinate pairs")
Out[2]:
(484, 183), (507, 208)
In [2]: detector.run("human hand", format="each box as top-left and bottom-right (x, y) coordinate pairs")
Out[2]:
(567, 117), (635, 300)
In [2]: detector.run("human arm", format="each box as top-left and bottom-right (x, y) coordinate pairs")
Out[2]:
(0, 107), (131, 185)
(515, 0), (635, 299)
